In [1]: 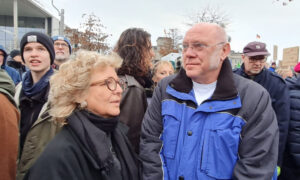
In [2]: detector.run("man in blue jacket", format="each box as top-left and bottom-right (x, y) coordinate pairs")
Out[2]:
(140, 23), (279, 180)
(0, 45), (21, 84)
(233, 41), (290, 173)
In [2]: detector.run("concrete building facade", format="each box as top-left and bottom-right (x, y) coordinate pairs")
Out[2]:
(0, 0), (61, 52)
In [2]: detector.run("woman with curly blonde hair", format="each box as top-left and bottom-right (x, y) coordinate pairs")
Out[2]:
(24, 50), (141, 180)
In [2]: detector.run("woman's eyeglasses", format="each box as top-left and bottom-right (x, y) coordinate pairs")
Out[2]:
(90, 77), (127, 91)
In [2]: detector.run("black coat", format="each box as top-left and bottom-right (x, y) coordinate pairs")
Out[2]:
(234, 65), (290, 166)
(24, 124), (140, 180)
(280, 76), (300, 180)
(119, 75), (148, 154)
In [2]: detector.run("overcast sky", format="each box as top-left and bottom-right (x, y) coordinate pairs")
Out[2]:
(39, 0), (300, 61)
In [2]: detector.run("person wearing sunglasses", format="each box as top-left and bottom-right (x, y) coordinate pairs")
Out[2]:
(24, 50), (140, 180)
(234, 41), (290, 177)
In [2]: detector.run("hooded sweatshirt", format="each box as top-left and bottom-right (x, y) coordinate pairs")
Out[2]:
(0, 45), (21, 85)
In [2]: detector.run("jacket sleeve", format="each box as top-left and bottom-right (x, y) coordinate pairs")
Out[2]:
(287, 79), (300, 167)
(23, 140), (85, 180)
(0, 94), (20, 180)
(119, 80), (148, 154)
(272, 81), (290, 166)
(233, 89), (279, 180)
(140, 83), (164, 180)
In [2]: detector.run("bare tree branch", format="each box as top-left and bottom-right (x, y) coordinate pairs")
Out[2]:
(185, 5), (230, 28)
(64, 13), (110, 53)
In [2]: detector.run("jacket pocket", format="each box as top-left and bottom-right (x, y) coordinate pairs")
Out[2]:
(161, 111), (181, 159)
(200, 117), (244, 179)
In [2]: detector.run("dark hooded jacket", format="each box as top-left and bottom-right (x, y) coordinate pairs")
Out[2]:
(0, 45), (21, 85)
(6, 55), (27, 80)
(279, 76), (300, 179)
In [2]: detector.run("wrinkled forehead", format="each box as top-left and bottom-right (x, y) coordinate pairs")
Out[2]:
(55, 39), (68, 45)
(24, 42), (46, 48)
(184, 28), (215, 43)
(183, 24), (226, 43)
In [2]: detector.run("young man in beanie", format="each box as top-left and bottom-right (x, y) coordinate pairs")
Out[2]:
(51, 35), (72, 69)
(7, 49), (27, 80)
(233, 41), (290, 176)
(15, 31), (61, 180)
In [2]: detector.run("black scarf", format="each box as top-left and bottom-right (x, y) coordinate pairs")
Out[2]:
(22, 68), (54, 97)
(67, 109), (140, 180)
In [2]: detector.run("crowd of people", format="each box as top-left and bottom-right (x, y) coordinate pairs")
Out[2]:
(0, 22), (299, 180)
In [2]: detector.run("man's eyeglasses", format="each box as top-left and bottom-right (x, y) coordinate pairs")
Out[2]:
(248, 56), (266, 63)
(182, 42), (225, 52)
(90, 77), (127, 91)
(54, 42), (68, 48)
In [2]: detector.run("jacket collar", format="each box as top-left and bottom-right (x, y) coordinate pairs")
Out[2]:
(169, 58), (238, 101)
(240, 63), (267, 80)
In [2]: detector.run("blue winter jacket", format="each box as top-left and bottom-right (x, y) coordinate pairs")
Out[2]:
(140, 59), (279, 180)
(234, 64), (290, 166)
(0, 45), (21, 85)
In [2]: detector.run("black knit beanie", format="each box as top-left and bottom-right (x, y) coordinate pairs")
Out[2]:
(10, 49), (20, 59)
(20, 32), (55, 65)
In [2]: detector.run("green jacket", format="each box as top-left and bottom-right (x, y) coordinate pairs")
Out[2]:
(15, 83), (61, 180)
(0, 69), (16, 106)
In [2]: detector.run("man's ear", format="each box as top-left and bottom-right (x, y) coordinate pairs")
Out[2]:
(220, 43), (231, 61)
(241, 54), (246, 63)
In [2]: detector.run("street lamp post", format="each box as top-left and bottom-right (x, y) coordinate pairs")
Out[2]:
(51, 0), (64, 35)
(13, 0), (18, 49)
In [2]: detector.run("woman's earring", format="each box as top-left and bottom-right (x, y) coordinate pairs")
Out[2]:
(80, 101), (87, 109)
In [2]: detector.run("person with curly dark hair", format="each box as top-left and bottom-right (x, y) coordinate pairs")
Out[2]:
(115, 28), (155, 153)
